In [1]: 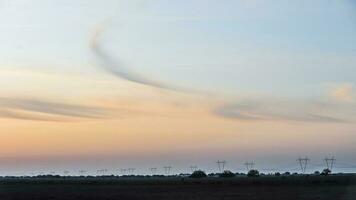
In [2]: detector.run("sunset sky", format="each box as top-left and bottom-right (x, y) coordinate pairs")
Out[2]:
(0, 0), (356, 175)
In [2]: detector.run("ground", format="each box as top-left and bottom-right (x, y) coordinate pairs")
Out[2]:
(0, 175), (355, 200)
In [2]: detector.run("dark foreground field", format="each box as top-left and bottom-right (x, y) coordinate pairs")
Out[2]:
(0, 175), (356, 200)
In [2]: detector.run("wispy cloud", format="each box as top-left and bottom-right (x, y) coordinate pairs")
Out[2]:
(0, 109), (65, 122)
(89, 22), (192, 93)
(214, 97), (354, 123)
(0, 97), (109, 122)
(329, 83), (354, 102)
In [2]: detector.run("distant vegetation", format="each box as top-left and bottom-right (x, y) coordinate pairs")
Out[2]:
(190, 170), (207, 178)
(1, 168), (344, 180)
(219, 170), (236, 178)
(321, 168), (332, 176)
(247, 170), (260, 177)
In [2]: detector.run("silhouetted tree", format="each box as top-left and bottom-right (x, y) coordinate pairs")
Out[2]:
(321, 168), (331, 176)
(283, 172), (291, 176)
(247, 169), (260, 177)
(190, 170), (207, 178)
(314, 171), (320, 175)
(219, 170), (236, 178)
(275, 172), (281, 176)
(208, 173), (216, 177)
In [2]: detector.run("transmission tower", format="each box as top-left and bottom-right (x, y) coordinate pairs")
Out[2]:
(163, 166), (172, 175)
(79, 170), (86, 175)
(216, 160), (226, 173)
(128, 168), (135, 175)
(120, 168), (127, 175)
(102, 169), (108, 175)
(244, 162), (255, 171)
(297, 157), (310, 174)
(190, 165), (198, 173)
(97, 169), (108, 175)
(324, 156), (336, 171)
(149, 167), (157, 175)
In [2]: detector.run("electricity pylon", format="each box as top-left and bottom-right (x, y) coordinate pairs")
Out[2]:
(324, 156), (336, 171)
(163, 166), (172, 175)
(216, 160), (226, 173)
(79, 170), (86, 175)
(128, 168), (135, 175)
(97, 169), (108, 175)
(244, 162), (255, 171)
(297, 157), (310, 174)
(149, 168), (157, 175)
(190, 166), (198, 173)
(120, 168), (127, 175)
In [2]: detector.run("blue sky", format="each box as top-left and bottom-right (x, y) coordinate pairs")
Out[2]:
(0, 0), (355, 175)
(1, 0), (355, 95)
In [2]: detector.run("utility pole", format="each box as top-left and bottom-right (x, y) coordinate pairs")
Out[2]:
(297, 157), (310, 174)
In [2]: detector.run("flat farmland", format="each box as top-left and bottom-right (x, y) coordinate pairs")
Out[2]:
(0, 175), (355, 200)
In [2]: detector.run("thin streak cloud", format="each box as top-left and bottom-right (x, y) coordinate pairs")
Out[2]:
(329, 83), (354, 102)
(89, 22), (192, 93)
(0, 97), (109, 121)
(0, 109), (65, 122)
(214, 97), (354, 123)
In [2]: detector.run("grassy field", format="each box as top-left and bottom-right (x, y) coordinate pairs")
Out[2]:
(0, 175), (355, 200)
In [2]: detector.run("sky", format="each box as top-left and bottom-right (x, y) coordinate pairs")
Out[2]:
(0, 0), (355, 175)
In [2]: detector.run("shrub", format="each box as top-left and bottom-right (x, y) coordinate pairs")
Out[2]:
(247, 169), (260, 177)
(190, 170), (207, 178)
(219, 170), (236, 178)
(208, 173), (216, 177)
(321, 168), (331, 176)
